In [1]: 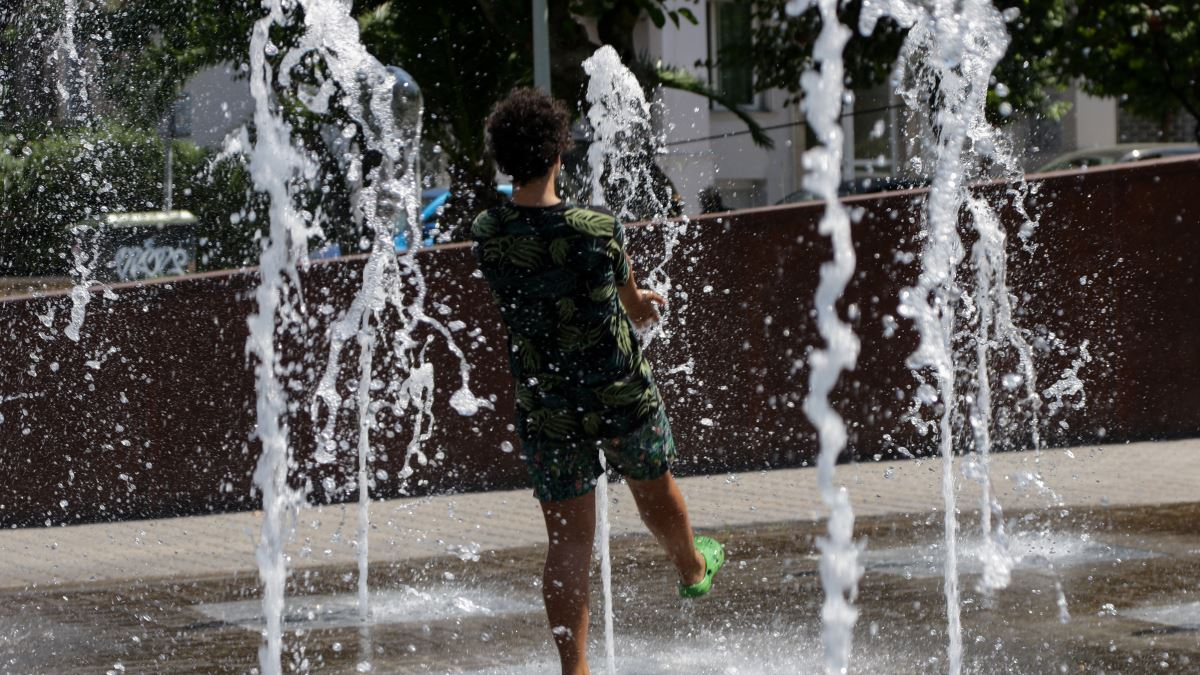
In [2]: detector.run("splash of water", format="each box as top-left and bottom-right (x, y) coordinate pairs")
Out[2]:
(580, 44), (639, 675)
(594, 461), (616, 675)
(784, 0), (864, 672)
(58, 1), (97, 343)
(283, 2), (423, 633)
(54, 0), (90, 120)
(261, 0), (486, 657)
(64, 224), (98, 342)
(243, 2), (482, 671)
(861, 1), (1026, 672)
(245, 3), (315, 672)
(581, 45), (702, 674)
(582, 45), (685, 347)
(581, 47), (665, 217)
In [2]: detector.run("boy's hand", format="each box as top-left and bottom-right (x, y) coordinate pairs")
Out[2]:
(624, 288), (667, 329)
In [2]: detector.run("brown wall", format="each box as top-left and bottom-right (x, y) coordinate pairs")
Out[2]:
(1, 157), (1197, 527)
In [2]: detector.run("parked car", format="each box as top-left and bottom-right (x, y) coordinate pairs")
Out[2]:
(1035, 143), (1200, 173)
(394, 184), (514, 249)
(776, 175), (929, 205)
(313, 183), (515, 257)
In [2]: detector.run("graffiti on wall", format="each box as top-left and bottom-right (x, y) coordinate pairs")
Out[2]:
(112, 239), (191, 281)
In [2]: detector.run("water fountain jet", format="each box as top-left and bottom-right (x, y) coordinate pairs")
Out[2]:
(786, 0), (864, 671)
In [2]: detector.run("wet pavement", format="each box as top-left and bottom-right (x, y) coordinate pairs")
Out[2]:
(2, 501), (1197, 674)
(3, 439), (1196, 593)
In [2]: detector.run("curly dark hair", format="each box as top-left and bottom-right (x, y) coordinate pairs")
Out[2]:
(486, 87), (573, 185)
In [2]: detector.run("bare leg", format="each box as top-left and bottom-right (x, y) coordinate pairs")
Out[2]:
(540, 492), (596, 675)
(626, 470), (706, 585)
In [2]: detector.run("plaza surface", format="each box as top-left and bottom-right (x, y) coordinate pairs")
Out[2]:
(1, 438), (1198, 673)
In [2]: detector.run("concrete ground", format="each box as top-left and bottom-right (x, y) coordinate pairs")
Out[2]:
(0, 438), (1195, 591)
(0, 439), (1197, 674)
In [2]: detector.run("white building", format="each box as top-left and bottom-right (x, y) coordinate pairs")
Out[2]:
(181, 3), (1182, 216)
(631, 1), (1129, 214)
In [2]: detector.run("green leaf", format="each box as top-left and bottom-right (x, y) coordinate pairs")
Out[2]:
(505, 236), (545, 268)
(514, 335), (542, 372)
(645, 4), (666, 28)
(550, 237), (571, 266)
(557, 297), (576, 322)
(582, 325), (605, 350)
(609, 315), (632, 360)
(530, 408), (577, 440)
(564, 208), (616, 237)
(559, 323), (603, 352)
(606, 238), (623, 260)
(472, 211), (499, 239)
(582, 412), (602, 436)
(479, 237), (508, 263)
(635, 388), (659, 419)
(590, 282), (617, 303)
(558, 324), (583, 350)
(598, 379), (645, 407)
(498, 206), (520, 223)
(637, 354), (653, 379)
(516, 385), (535, 411)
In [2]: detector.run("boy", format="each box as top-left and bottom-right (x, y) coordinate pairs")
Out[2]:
(469, 88), (725, 675)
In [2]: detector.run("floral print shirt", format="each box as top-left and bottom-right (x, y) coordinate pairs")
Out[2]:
(470, 202), (661, 448)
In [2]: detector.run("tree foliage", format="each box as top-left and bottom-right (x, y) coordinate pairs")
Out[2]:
(1061, 1), (1200, 141)
(0, 1), (269, 276)
(0, 124), (258, 276)
(749, 0), (1070, 125)
(359, 0), (534, 229)
(7, 0), (1196, 278)
(360, 0), (733, 232)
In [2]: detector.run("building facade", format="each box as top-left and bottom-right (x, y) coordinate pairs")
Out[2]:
(180, 2), (1193, 217)
(632, 1), (1190, 215)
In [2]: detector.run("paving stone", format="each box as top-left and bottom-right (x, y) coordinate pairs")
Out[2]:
(0, 438), (1195, 591)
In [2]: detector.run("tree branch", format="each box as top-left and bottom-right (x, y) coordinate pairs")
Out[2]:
(652, 65), (775, 149)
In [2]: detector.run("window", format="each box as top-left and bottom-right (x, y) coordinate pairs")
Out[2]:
(848, 83), (900, 178)
(714, 179), (766, 210)
(709, 1), (756, 107)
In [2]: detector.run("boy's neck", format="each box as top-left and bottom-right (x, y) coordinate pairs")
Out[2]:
(511, 174), (561, 207)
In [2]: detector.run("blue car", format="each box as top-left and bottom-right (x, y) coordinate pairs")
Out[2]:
(393, 184), (513, 250)
(313, 184), (513, 258)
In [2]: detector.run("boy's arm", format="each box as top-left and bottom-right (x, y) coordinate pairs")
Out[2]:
(617, 252), (666, 328)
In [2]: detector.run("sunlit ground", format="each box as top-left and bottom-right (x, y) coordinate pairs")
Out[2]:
(3, 502), (1197, 674)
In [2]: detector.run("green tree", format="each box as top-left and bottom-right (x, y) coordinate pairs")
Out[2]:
(0, 124), (257, 276)
(0, 2), (74, 132)
(359, 1), (532, 234)
(0, 1), (273, 275)
(748, 0), (1070, 126)
(361, 0), (771, 234)
(1061, 1), (1200, 142)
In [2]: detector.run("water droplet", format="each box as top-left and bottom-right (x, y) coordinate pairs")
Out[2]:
(450, 387), (482, 416)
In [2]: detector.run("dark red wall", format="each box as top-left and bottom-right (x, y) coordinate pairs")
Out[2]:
(1, 157), (1197, 527)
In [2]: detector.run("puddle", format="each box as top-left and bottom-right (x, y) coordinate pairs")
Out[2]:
(192, 585), (540, 631)
(1124, 601), (1200, 632)
(861, 532), (1159, 579)
(464, 632), (912, 675)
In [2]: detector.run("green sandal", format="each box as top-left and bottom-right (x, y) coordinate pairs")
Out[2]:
(679, 536), (725, 599)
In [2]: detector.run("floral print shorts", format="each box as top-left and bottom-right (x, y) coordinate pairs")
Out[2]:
(522, 405), (677, 502)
